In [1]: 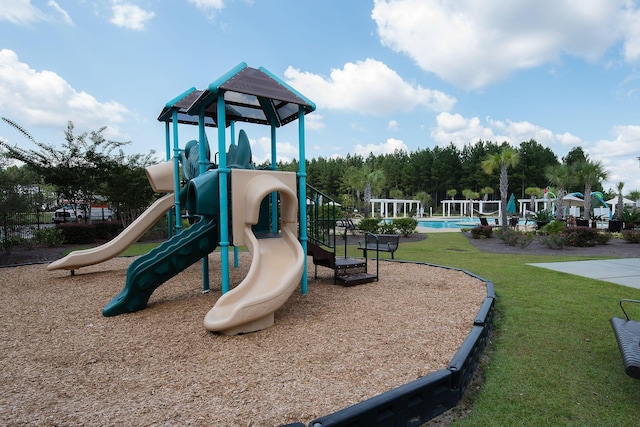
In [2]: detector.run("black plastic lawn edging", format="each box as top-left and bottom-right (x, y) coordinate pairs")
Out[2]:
(280, 260), (495, 427)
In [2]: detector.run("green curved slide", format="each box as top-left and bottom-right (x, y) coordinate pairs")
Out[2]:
(103, 219), (218, 317)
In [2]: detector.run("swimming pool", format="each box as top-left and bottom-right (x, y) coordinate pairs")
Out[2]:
(417, 217), (530, 229)
(417, 217), (480, 229)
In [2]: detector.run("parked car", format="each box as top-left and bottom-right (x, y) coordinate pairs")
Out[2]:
(77, 207), (114, 221)
(53, 206), (114, 223)
(52, 206), (79, 223)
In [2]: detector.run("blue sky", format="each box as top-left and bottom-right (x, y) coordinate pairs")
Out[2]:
(2, 0), (640, 193)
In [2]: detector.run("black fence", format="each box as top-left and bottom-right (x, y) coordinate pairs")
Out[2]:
(0, 211), (54, 243)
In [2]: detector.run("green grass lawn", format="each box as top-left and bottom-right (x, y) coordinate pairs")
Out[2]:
(395, 233), (640, 426)
(121, 233), (640, 425)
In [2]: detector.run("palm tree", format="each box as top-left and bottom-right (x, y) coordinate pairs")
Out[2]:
(616, 182), (625, 220)
(481, 147), (520, 231)
(524, 186), (543, 216)
(545, 164), (574, 221)
(575, 160), (608, 220)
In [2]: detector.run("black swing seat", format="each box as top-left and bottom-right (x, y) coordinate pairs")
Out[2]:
(611, 299), (640, 380)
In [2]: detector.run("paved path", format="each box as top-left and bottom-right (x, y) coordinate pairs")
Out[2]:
(529, 258), (640, 289)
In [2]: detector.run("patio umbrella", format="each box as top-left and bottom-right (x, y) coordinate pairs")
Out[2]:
(506, 193), (517, 214)
(562, 194), (584, 207)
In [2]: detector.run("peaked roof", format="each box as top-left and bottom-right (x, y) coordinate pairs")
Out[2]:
(157, 63), (315, 128)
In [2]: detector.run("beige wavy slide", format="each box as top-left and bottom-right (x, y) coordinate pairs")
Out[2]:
(47, 162), (175, 272)
(203, 170), (304, 335)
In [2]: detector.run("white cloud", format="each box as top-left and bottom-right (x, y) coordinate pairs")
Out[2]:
(110, 1), (155, 30)
(0, 0), (47, 25)
(354, 137), (408, 156)
(621, 6), (640, 61)
(188, 0), (225, 18)
(431, 113), (498, 147)
(303, 112), (325, 131)
(0, 49), (129, 136)
(47, 1), (73, 25)
(249, 135), (298, 164)
(372, 0), (632, 89)
(387, 120), (399, 130)
(284, 58), (456, 115)
(0, 0), (73, 26)
(431, 112), (584, 151)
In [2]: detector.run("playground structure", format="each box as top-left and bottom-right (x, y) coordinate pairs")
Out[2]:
(40, 63), (497, 424)
(49, 63), (316, 334)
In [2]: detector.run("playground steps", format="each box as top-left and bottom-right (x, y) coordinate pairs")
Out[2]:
(307, 241), (377, 286)
(334, 257), (377, 286)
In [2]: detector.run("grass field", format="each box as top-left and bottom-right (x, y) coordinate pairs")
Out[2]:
(395, 233), (640, 426)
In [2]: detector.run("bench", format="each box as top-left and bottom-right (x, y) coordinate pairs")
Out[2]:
(358, 233), (400, 259)
(611, 299), (640, 380)
(336, 218), (359, 235)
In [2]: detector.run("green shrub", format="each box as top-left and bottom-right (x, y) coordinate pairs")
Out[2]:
(377, 220), (396, 234)
(358, 218), (380, 234)
(540, 220), (566, 235)
(539, 233), (567, 249)
(393, 218), (417, 236)
(562, 226), (600, 247)
(621, 229), (640, 243)
(93, 221), (115, 240)
(596, 232), (613, 245)
(531, 209), (554, 223)
(499, 229), (534, 247)
(56, 223), (97, 244)
(470, 225), (493, 239)
(33, 227), (64, 247)
(1, 235), (25, 253)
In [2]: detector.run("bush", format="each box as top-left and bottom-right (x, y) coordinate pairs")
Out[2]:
(539, 220), (566, 235)
(33, 227), (64, 247)
(56, 223), (97, 244)
(621, 229), (640, 243)
(393, 218), (417, 236)
(470, 225), (493, 239)
(93, 221), (116, 240)
(561, 226), (600, 247)
(1, 235), (25, 253)
(596, 232), (613, 245)
(499, 229), (534, 247)
(378, 220), (397, 234)
(539, 233), (567, 249)
(358, 218), (380, 234)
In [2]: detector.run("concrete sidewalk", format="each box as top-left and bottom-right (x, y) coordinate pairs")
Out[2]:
(529, 258), (640, 289)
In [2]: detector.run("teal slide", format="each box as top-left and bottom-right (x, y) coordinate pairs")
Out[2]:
(102, 219), (218, 317)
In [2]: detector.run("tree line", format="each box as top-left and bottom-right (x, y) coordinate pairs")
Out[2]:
(3, 117), (637, 224)
(269, 139), (637, 217)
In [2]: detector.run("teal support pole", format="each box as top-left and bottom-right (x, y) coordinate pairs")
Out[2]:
(270, 125), (278, 233)
(172, 110), (182, 234)
(198, 109), (210, 293)
(297, 107), (308, 294)
(230, 121), (239, 269)
(217, 95), (230, 294)
(165, 121), (173, 238)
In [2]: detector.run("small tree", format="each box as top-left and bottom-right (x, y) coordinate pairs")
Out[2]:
(415, 191), (431, 216)
(616, 182), (625, 220)
(524, 186), (543, 215)
(574, 159), (608, 219)
(481, 147), (520, 232)
(545, 164), (574, 221)
(1, 118), (129, 222)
